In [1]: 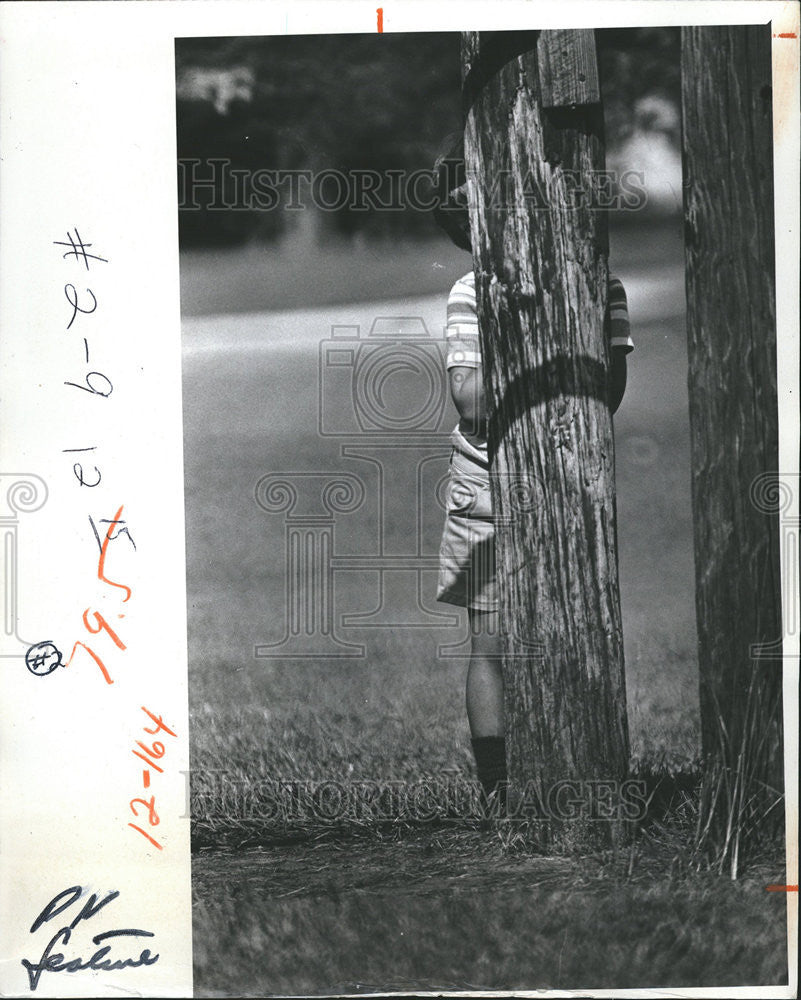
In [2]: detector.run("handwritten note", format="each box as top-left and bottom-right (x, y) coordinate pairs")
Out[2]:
(21, 886), (158, 993)
(1, 5), (196, 994)
(129, 706), (178, 850)
(25, 231), (134, 686)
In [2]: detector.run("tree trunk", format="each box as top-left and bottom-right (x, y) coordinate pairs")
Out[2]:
(461, 31), (630, 822)
(682, 25), (783, 817)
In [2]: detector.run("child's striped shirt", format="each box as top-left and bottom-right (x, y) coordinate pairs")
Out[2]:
(445, 271), (634, 370)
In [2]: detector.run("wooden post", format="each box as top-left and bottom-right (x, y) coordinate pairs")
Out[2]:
(682, 26), (783, 807)
(461, 31), (630, 822)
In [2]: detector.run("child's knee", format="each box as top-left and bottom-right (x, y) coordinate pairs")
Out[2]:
(469, 609), (502, 660)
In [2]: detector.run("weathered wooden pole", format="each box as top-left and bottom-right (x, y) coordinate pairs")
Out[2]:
(682, 24), (783, 832)
(461, 30), (630, 815)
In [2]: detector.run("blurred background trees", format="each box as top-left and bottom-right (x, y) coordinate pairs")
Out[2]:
(175, 28), (681, 249)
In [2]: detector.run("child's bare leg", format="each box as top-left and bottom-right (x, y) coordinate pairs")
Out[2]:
(466, 608), (504, 737)
(467, 608), (507, 810)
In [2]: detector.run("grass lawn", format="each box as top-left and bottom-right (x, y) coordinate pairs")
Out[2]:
(191, 832), (788, 995)
(182, 255), (698, 788)
(181, 229), (787, 993)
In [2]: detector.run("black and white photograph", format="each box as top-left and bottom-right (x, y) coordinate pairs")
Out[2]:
(177, 17), (793, 996)
(0, 2), (797, 997)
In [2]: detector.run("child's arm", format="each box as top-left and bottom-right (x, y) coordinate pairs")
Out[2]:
(449, 365), (485, 439)
(607, 276), (633, 415)
(609, 348), (627, 414)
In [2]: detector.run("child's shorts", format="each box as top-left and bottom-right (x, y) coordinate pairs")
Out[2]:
(436, 427), (498, 611)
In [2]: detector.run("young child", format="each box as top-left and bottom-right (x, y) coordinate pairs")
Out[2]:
(432, 145), (634, 809)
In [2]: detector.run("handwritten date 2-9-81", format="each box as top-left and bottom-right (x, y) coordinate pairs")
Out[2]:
(24, 229), (135, 685)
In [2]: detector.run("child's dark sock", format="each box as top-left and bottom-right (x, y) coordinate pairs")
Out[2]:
(471, 736), (508, 812)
